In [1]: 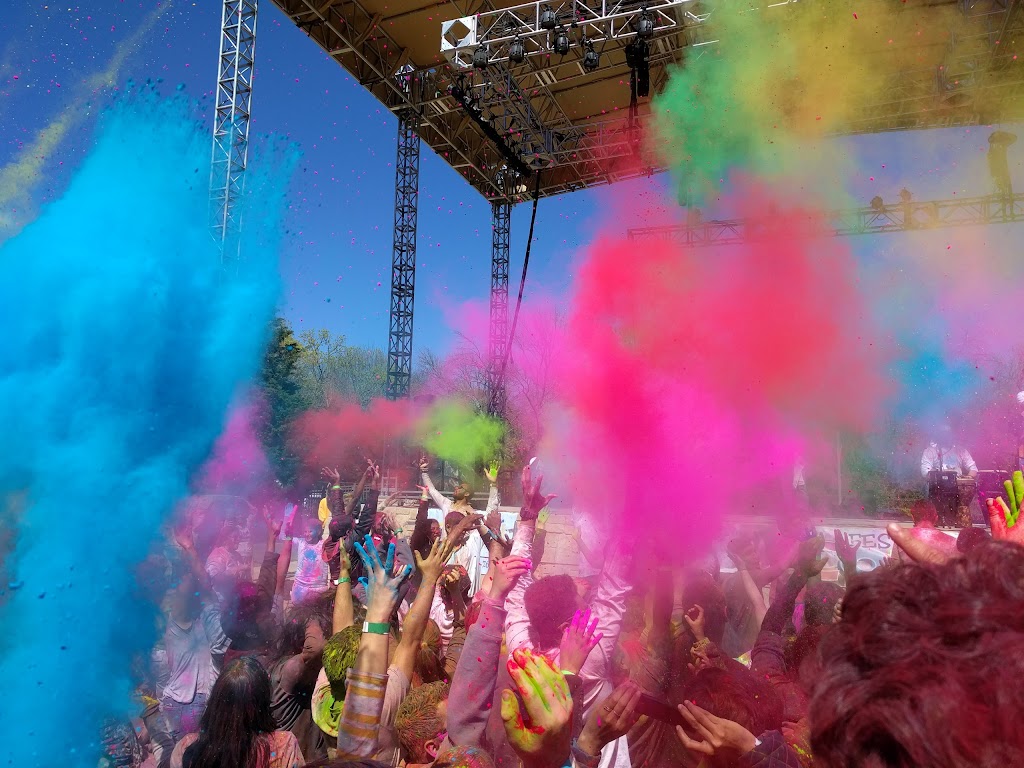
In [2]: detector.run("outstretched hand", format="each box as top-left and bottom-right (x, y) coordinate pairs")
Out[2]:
(684, 604), (706, 642)
(675, 700), (757, 759)
(485, 460), (500, 484)
(501, 649), (573, 768)
(355, 533), (412, 622)
(414, 536), (457, 585)
(559, 608), (603, 675)
(987, 496), (1024, 548)
(322, 466), (341, 485)
(577, 682), (642, 757)
(520, 463), (556, 522)
(489, 555), (531, 601)
(1001, 470), (1024, 525)
(833, 529), (859, 569)
(793, 535), (827, 579)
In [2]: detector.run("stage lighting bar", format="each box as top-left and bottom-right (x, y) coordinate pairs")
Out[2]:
(441, 0), (703, 68)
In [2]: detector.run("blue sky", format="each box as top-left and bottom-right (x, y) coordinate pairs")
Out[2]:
(2, 1), (1022, 360)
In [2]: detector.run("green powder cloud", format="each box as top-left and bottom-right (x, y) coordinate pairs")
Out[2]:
(417, 399), (506, 470)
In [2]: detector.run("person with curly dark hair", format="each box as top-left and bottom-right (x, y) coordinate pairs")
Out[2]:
(172, 656), (303, 768)
(810, 524), (1024, 767)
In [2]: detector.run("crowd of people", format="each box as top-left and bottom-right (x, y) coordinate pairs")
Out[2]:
(102, 456), (1024, 768)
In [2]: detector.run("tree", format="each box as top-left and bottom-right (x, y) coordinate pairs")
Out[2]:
(294, 328), (387, 409)
(257, 318), (305, 487)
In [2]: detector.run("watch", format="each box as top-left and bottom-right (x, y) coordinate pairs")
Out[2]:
(363, 621), (390, 635)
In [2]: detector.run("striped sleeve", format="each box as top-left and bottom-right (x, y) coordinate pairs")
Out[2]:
(336, 670), (389, 758)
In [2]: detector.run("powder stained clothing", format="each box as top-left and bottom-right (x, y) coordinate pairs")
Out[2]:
(336, 670), (389, 759)
(170, 730), (303, 768)
(162, 605), (229, 705)
(291, 537), (331, 604)
(504, 521), (633, 768)
(372, 665), (413, 766)
(421, 472), (499, 596)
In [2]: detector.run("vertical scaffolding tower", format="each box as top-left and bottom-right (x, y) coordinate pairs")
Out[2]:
(487, 199), (512, 416)
(210, 0), (258, 251)
(385, 109), (422, 400)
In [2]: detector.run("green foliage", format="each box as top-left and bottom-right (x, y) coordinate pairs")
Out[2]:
(257, 318), (304, 487)
(295, 328), (386, 409)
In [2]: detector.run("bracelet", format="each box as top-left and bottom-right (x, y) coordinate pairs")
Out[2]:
(362, 621), (390, 635)
(331, 484), (342, 490)
(280, 535), (293, 541)
(395, 528), (404, 534)
(334, 576), (351, 586)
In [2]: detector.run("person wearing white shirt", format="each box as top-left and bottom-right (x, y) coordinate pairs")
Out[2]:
(420, 461), (501, 595)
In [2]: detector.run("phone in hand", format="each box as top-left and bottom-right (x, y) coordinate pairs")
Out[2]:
(635, 693), (687, 728)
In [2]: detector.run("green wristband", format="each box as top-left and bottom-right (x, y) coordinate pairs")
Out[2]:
(362, 621), (390, 635)
(334, 577), (351, 586)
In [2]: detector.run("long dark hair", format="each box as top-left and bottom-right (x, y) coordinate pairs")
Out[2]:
(182, 656), (277, 768)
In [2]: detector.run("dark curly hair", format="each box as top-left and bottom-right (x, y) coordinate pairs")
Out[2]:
(272, 601), (332, 664)
(524, 574), (579, 651)
(680, 667), (784, 740)
(809, 541), (1024, 767)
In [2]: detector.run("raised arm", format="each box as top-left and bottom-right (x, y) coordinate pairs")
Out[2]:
(345, 460), (376, 518)
(391, 537), (456, 681)
(408, 490), (433, 558)
(446, 556), (530, 750)
(484, 461), (500, 515)
(921, 448), (935, 478)
(336, 536), (413, 759)
(761, 537), (825, 635)
(504, 465), (556, 653)
(419, 458), (451, 513)
(332, 546), (354, 633)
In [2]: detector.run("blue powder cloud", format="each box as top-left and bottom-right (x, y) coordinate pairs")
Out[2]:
(0, 92), (291, 765)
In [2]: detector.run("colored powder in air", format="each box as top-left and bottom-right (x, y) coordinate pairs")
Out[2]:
(417, 399), (506, 471)
(652, 0), (957, 203)
(292, 396), (415, 479)
(196, 395), (272, 496)
(0, 93), (289, 765)
(546, 182), (892, 554)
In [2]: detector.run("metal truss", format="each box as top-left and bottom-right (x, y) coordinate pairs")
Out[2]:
(626, 192), (1024, 246)
(441, 0), (705, 69)
(210, 0), (258, 249)
(385, 110), (421, 400)
(487, 198), (512, 417)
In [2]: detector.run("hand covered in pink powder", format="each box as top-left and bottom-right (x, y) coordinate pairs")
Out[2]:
(519, 463), (556, 522)
(559, 608), (602, 675)
(500, 649), (573, 768)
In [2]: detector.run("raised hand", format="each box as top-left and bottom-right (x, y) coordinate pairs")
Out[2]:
(520, 463), (556, 522)
(485, 460), (500, 484)
(501, 649), (573, 768)
(684, 604), (706, 642)
(675, 700), (757, 759)
(261, 505), (282, 540)
(1001, 470), (1024, 525)
(559, 608), (602, 675)
(355, 533), (413, 622)
(283, 503), (298, 539)
(834, 529), (859, 569)
(987, 497), (1024, 548)
(414, 536), (457, 586)
(794, 535), (828, 579)
(577, 682), (642, 757)
(419, 456), (430, 473)
(489, 555), (531, 601)
(322, 466), (341, 485)
(416, 484), (430, 501)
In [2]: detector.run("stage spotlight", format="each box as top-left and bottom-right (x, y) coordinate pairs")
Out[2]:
(509, 36), (526, 63)
(473, 45), (490, 69)
(540, 6), (557, 29)
(583, 41), (599, 71)
(635, 6), (654, 39)
(554, 28), (570, 55)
